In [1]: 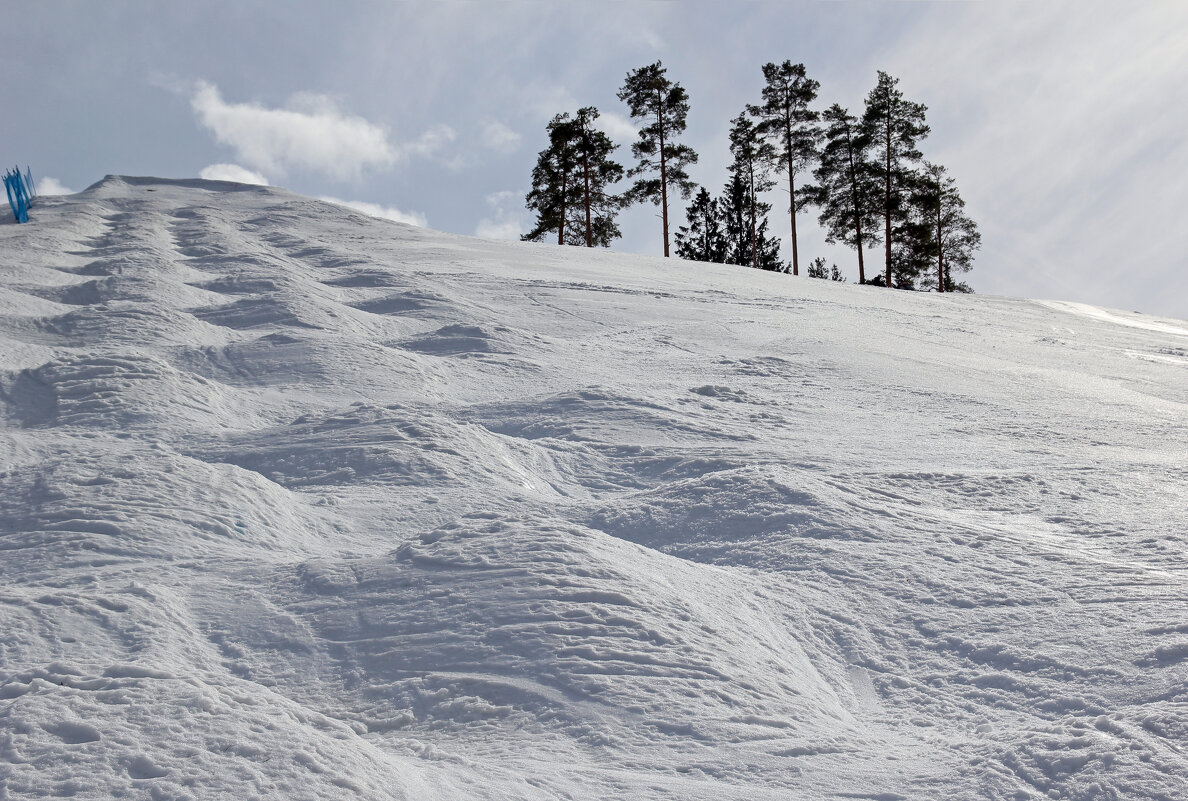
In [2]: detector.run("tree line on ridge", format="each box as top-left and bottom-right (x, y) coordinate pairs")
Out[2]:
(522, 61), (980, 293)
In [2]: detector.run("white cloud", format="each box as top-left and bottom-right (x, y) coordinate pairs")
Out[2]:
(475, 218), (524, 240)
(35, 177), (74, 195)
(598, 111), (639, 145)
(319, 196), (427, 227)
(480, 119), (521, 154)
(405, 124), (457, 159)
(190, 81), (400, 180)
(475, 190), (525, 240)
(199, 163), (269, 185)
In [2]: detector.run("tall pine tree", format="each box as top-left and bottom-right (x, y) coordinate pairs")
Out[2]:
(675, 187), (727, 263)
(618, 61), (699, 257)
(749, 61), (820, 276)
(862, 71), (930, 290)
(727, 113), (780, 271)
(523, 108), (625, 248)
(810, 104), (879, 283)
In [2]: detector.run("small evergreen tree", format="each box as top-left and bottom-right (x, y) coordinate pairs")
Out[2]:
(806, 256), (847, 282)
(862, 71), (930, 290)
(727, 113), (781, 271)
(721, 173), (749, 268)
(675, 187), (727, 263)
(618, 61), (699, 257)
(523, 108), (625, 248)
(749, 61), (821, 276)
(876, 166), (932, 289)
(720, 171), (782, 271)
(917, 162), (980, 293)
(811, 104), (880, 283)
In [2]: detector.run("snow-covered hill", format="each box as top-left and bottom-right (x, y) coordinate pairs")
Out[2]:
(1, 176), (1186, 800)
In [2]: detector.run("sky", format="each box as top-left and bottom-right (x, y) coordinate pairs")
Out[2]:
(6, 1), (1187, 319)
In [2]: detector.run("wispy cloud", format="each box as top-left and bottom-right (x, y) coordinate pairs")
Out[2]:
(480, 119), (521, 154)
(475, 190), (525, 240)
(35, 177), (74, 195)
(598, 111), (638, 145)
(319, 196), (427, 227)
(882, 2), (1188, 310)
(199, 163), (269, 185)
(190, 81), (452, 181)
(404, 124), (457, 159)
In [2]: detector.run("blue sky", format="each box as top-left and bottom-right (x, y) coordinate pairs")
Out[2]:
(8, 1), (1187, 319)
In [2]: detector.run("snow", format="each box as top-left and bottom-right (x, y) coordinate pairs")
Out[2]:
(1, 175), (1186, 800)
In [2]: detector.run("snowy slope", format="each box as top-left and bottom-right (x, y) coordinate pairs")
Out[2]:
(1, 176), (1186, 800)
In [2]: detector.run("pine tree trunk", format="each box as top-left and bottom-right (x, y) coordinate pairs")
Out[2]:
(786, 117), (799, 276)
(748, 162), (758, 270)
(789, 169), (798, 276)
(856, 224), (866, 283)
(582, 145), (593, 248)
(558, 173), (567, 246)
(884, 117), (892, 289)
(657, 87), (670, 258)
(845, 129), (866, 284)
(936, 194), (945, 293)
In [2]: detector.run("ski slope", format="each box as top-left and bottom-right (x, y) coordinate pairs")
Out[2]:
(1, 176), (1186, 800)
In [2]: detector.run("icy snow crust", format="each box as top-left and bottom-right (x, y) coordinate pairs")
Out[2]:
(1, 176), (1186, 800)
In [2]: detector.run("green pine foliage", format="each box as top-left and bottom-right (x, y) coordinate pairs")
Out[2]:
(917, 162), (981, 293)
(523, 107), (625, 248)
(726, 113), (782, 271)
(807, 256), (846, 282)
(721, 171), (782, 271)
(675, 187), (728, 263)
(523, 112), (584, 246)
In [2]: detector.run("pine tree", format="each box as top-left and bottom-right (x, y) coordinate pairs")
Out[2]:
(675, 187), (727, 263)
(810, 104), (880, 283)
(720, 171), (782, 271)
(887, 175), (932, 289)
(522, 113), (583, 245)
(862, 71), (930, 290)
(749, 61), (820, 276)
(727, 113), (780, 271)
(571, 107), (627, 248)
(523, 108), (625, 248)
(618, 61), (699, 257)
(806, 256), (847, 282)
(917, 162), (980, 293)
(721, 173), (750, 268)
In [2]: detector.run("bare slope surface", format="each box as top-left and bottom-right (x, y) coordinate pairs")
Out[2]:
(1, 176), (1186, 800)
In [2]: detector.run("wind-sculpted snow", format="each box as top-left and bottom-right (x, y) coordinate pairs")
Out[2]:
(1, 176), (1186, 800)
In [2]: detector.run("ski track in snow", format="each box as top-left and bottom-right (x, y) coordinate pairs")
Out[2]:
(1, 176), (1186, 800)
